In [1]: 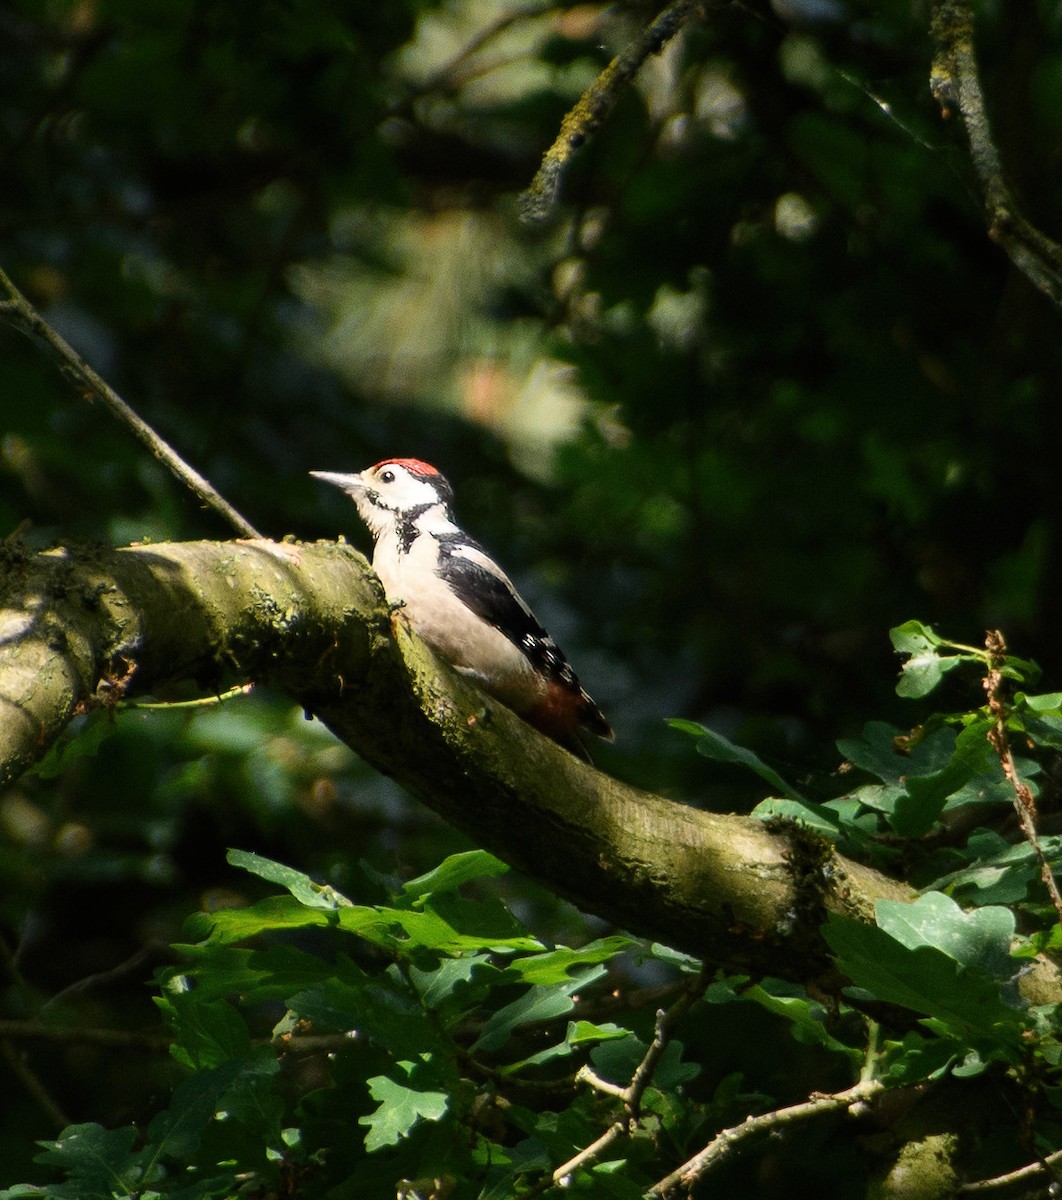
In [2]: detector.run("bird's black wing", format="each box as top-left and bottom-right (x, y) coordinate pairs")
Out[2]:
(433, 534), (578, 687)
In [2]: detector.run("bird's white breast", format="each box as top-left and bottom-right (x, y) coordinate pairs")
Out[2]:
(373, 531), (542, 711)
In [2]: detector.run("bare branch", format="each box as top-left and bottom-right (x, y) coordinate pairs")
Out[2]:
(956, 1147), (1062, 1195)
(576, 1066), (627, 1100)
(929, 0), (1062, 307)
(0, 1021), (170, 1052)
(647, 1078), (886, 1197)
(519, 0), (706, 224)
(0, 264), (263, 538)
(0, 1038), (70, 1130)
(392, 1), (554, 111)
(982, 629), (1062, 922)
(529, 979), (705, 1194)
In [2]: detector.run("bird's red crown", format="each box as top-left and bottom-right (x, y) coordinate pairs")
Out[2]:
(371, 458), (440, 478)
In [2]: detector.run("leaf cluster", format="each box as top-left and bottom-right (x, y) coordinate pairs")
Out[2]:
(9, 620), (1062, 1196)
(0, 850), (697, 1199)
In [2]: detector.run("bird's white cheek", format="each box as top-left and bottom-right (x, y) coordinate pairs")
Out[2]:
(356, 497), (389, 538)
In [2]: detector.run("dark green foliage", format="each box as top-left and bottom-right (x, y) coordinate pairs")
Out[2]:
(6, 0), (1062, 1195)
(0, 851), (707, 1198)
(7, 745), (1062, 1199)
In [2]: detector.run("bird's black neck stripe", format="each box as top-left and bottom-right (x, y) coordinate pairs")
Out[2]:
(394, 503), (435, 554)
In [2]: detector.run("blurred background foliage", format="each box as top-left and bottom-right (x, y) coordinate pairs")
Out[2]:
(2, 0), (1062, 1185)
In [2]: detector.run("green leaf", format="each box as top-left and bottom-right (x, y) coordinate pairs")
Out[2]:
(506, 937), (634, 986)
(890, 620), (961, 698)
(412, 890), (541, 949)
(290, 977), (446, 1061)
(32, 1124), (145, 1199)
(647, 944), (703, 973)
(359, 1069), (449, 1152)
(998, 656), (1041, 687)
(566, 1020), (630, 1047)
(889, 620), (945, 654)
(26, 712), (117, 780)
(409, 954), (503, 1014)
(892, 719), (995, 837)
(589, 1036), (699, 1091)
(401, 849), (510, 899)
(586, 1161), (648, 1199)
(204, 1053), (284, 1143)
(835, 721), (1004, 837)
(361, 901), (541, 956)
(845, 783), (906, 816)
(184, 894), (340, 944)
(227, 848), (352, 910)
(1011, 920), (1062, 960)
(741, 981), (860, 1060)
(156, 987), (252, 1069)
(875, 892), (1015, 979)
(703, 976), (749, 1004)
(504, 1021), (632, 1072)
(837, 721), (954, 785)
(190, 868), (541, 963)
(164, 945), (333, 1005)
(881, 1031), (959, 1086)
(145, 1060), (277, 1161)
(472, 968), (606, 1053)
(822, 913), (1024, 1049)
(752, 796), (845, 836)
(927, 829), (1045, 906)
(668, 720), (803, 800)
(1017, 707), (1062, 750)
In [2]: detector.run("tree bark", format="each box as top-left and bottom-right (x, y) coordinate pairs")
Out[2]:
(2, 537), (916, 979)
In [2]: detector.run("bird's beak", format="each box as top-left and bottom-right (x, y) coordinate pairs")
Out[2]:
(309, 470), (366, 497)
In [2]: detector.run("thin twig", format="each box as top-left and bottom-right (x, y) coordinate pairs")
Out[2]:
(551, 1121), (629, 1187)
(956, 1147), (1062, 1194)
(576, 1066), (627, 1100)
(647, 1078), (885, 1197)
(392, 1), (554, 113)
(0, 264), (263, 538)
(929, 0), (1062, 308)
(0, 1020), (170, 1051)
(119, 683), (254, 710)
(519, 0), (706, 224)
(0, 1038), (70, 1130)
(525, 971), (706, 1196)
(41, 943), (169, 1014)
(982, 629), (1062, 922)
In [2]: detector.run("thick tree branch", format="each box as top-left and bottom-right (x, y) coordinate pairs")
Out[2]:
(929, 0), (1062, 307)
(2, 537), (917, 977)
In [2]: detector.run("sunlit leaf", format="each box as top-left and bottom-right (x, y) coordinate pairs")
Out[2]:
(875, 892), (1015, 979)
(359, 1070), (450, 1153)
(669, 720), (804, 800)
(823, 913), (1025, 1051)
(472, 968), (607, 1053)
(401, 849), (510, 900)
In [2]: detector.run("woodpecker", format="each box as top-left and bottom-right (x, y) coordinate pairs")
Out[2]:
(311, 458), (611, 757)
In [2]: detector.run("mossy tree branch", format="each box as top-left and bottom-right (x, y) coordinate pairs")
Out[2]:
(929, 0), (1062, 307)
(4, 536), (915, 978)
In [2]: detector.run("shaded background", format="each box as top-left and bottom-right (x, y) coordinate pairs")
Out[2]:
(2, 0), (1061, 1184)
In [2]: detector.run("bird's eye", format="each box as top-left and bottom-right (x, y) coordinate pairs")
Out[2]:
(380, 469), (395, 484)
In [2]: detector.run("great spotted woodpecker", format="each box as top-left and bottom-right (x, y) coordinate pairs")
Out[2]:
(311, 458), (612, 757)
